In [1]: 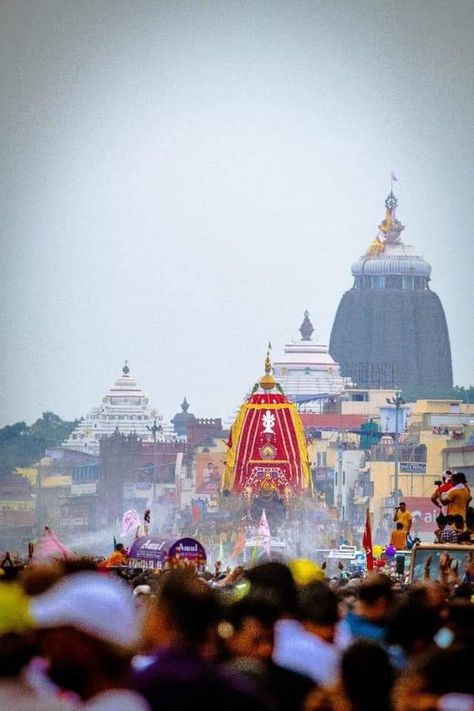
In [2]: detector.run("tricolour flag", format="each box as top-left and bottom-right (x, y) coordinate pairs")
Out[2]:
(363, 508), (374, 572)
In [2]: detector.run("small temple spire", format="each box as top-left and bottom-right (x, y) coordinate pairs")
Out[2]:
(181, 397), (190, 412)
(260, 343), (276, 390)
(122, 360), (130, 376)
(378, 186), (405, 244)
(299, 310), (314, 341)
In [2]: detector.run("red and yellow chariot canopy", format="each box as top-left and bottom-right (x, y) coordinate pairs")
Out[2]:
(223, 389), (311, 498)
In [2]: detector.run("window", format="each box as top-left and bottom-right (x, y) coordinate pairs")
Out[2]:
(372, 276), (385, 290)
(317, 451), (327, 467)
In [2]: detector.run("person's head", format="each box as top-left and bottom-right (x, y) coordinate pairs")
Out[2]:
(396, 522), (404, 531)
(356, 574), (393, 622)
(341, 640), (394, 711)
(115, 543), (126, 553)
(436, 513), (447, 528)
(399, 502), (407, 512)
(219, 585), (281, 661)
(388, 600), (441, 658)
(298, 581), (340, 643)
(245, 561), (298, 617)
(453, 472), (467, 485)
(393, 644), (474, 711)
(30, 571), (141, 700)
(143, 568), (222, 657)
(444, 470), (453, 481)
(0, 582), (38, 678)
(446, 515), (455, 526)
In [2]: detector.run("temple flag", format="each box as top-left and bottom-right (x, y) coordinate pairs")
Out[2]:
(391, 172), (398, 182)
(258, 508), (271, 557)
(121, 509), (141, 537)
(363, 508), (374, 572)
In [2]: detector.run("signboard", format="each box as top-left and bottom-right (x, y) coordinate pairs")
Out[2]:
(168, 537), (207, 568)
(71, 483), (97, 496)
(379, 406), (409, 434)
(404, 497), (440, 534)
(123, 482), (152, 499)
(128, 537), (171, 567)
(400, 462), (426, 474)
(195, 452), (225, 495)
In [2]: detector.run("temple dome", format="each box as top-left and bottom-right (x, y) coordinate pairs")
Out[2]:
(171, 397), (196, 437)
(351, 244), (432, 278)
(329, 187), (453, 390)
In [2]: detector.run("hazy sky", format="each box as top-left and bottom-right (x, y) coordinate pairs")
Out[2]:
(1, 0), (473, 427)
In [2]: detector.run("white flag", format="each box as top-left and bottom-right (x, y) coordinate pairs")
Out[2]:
(258, 508), (271, 557)
(121, 509), (141, 536)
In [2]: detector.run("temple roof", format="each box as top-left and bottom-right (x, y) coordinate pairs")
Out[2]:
(63, 362), (174, 455)
(171, 397), (196, 437)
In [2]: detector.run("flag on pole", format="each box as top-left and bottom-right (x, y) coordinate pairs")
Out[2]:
(121, 509), (141, 537)
(258, 508), (271, 558)
(391, 172), (398, 182)
(363, 508), (374, 572)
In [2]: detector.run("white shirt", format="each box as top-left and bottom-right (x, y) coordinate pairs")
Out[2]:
(272, 618), (340, 687)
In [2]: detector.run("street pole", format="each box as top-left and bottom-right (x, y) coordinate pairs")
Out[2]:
(387, 391), (405, 509)
(394, 402), (400, 509)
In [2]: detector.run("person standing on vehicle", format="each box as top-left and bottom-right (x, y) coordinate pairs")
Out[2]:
(393, 502), (412, 534)
(442, 472), (471, 527)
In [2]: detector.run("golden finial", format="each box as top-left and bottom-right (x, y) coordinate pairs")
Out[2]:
(260, 342), (276, 390)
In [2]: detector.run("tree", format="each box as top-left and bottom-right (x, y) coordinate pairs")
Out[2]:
(0, 412), (78, 478)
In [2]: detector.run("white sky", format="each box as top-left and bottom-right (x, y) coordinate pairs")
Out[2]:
(1, 0), (473, 426)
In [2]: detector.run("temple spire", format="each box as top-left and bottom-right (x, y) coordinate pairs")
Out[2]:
(122, 360), (130, 376)
(378, 186), (405, 244)
(299, 310), (314, 341)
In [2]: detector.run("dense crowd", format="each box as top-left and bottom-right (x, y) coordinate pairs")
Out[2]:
(0, 551), (473, 711)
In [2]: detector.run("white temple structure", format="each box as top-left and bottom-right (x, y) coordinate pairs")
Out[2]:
(63, 362), (174, 455)
(272, 311), (349, 412)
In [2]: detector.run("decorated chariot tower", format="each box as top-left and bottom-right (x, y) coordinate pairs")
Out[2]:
(223, 349), (311, 501)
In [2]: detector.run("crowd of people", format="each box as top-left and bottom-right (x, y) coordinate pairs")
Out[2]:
(0, 547), (473, 711)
